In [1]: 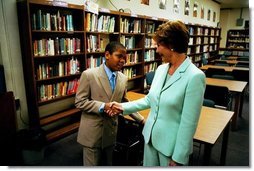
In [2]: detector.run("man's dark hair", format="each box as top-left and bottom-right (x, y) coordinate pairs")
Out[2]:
(105, 41), (125, 54)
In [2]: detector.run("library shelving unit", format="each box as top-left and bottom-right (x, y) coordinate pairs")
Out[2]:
(17, 0), (221, 143)
(220, 29), (249, 56)
(187, 24), (221, 67)
(17, 0), (84, 142)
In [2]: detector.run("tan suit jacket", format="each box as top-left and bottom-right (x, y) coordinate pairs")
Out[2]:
(75, 64), (128, 148)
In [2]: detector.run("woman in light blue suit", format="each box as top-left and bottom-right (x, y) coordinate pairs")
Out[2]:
(110, 20), (206, 166)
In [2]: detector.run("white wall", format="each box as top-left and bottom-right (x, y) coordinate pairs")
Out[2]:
(220, 8), (250, 47)
(0, 0), (223, 130)
(66, 0), (220, 27)
(0, 0), (29, 129)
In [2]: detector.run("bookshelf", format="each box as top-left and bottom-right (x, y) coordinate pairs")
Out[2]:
(221, 29), (249, 56)
(187, 24), (221, 66)
(17, 0), (84, 142)
(226, 29), (249, 50)
(17, 0), (221, 143)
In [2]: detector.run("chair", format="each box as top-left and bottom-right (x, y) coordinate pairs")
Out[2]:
(214, 61), (230, 66)
(201, 54), (208, 65)
(235, 62), (249, 68)
(243, 51), (249, 57)
(203, 98), (215, 108)
(232, 69), (249, 117)
(204, 85), (232, 110)
(205, 68), (226, 78)
(232, 69), (249, 82)
(224, 51), (232, 57)
(211, 74), (234, 80)
(236, 57), (249, 62)
(144, 71), (155, 94)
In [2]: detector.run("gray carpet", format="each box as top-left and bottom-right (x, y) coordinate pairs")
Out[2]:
(22, 90), (249, 166)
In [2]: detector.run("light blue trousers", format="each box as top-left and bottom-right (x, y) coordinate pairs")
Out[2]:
(143, 140), (170, 166)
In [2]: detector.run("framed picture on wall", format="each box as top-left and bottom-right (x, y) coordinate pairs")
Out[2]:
(213, 11), (216, 22)
(193, 1), (198, 17)
(207, 9), (211, 21)
(173, 0), (180, 13)
(141, 0), (149, 5)
(184, 0), (190, 16)
(201, 5), (204, 19)
(159, 0), (167, 9)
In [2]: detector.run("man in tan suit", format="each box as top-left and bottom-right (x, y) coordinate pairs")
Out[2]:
(75, 41), (143, 166)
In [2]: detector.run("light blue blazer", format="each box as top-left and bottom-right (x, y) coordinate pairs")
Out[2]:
(122, 57), (206, 165)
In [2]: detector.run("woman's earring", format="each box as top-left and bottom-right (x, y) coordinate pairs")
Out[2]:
(171, 49), (174, 51)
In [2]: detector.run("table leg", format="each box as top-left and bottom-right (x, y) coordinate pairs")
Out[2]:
(239, 92), (244, 118)
(203, 144), (212, 165)
(231, 93), (240, 131)
(220, 122), (230, 165)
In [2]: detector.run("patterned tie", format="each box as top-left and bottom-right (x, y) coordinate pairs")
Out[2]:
(111, 74), (116, 92)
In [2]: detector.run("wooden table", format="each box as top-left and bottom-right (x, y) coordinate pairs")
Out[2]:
(206, 78), (247, 131)
(126, 91), (234, 165)
(212, 59), (249, 66)
(227, 56), (249, 60)
(200, 65), (249, 72)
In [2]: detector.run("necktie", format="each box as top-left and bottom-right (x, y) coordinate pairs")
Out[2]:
(111, 74), (116, 92)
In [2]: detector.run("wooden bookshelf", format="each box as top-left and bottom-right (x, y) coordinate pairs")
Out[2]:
(17, 0), (221, 143)
(187, 24), (221, 67)
(17, 0), (84, 142)
(221, 29), (249, 57)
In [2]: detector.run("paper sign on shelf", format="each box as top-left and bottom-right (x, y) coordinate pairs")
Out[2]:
(84, 0), (99, 15)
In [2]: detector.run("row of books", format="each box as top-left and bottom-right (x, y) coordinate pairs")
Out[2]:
(125, 51), (139, 65)
(144, 49), (156, 62)
(144, 62), (158, 74)
(86, 13), (116, 32)
(36, 57), (80, 80)
(228, 38), (249, 43)
(189, 27), (219, 36)
(38, 79), (79, 102)
(120, 18), (142, 33)
(120, 35), (136, 49)
(188, 37), (219, 46)
(146, 22), (156, 34)
(86, 55), (105, 69)
(33, 37), (81, 56)
(145, 38), (156, 48)
(86, 35), (109, 52)
(32, 10), (74, 31)
(122, 67), (137, 79)
(229, 32), (249, 37)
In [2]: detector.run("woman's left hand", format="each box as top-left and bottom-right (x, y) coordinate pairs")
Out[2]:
(169, 160), (183, 166)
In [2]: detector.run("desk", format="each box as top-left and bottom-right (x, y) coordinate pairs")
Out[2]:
(126, 91), (234, 165)
(212, 59), (249, 66)
(200, 65), (249, 72)
(227, 56), (249, 60)
(206, 78), (247, 131)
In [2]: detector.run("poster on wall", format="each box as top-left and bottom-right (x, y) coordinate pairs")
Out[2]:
(193, 1), (198, 17)
(173, 0), (180, 13)
(184, 0), (190, 16)
(201, 5), (204, 19)
(141, 0), (149, 5)
(207, 9), (211, 21)
(213, 11), (216, 22)
(159, 0), (167, 9)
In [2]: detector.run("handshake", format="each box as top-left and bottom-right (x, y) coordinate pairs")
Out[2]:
(103, 102), (145, 124)
(104, 102), (123, 117)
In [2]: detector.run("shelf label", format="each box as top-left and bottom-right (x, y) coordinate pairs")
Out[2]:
(99, 7), (110, 13)
(84, 0), (99, 15)
(131, 13), (137, 17)
(52, 0), (68, 7)
(151, 17), (158, 20)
